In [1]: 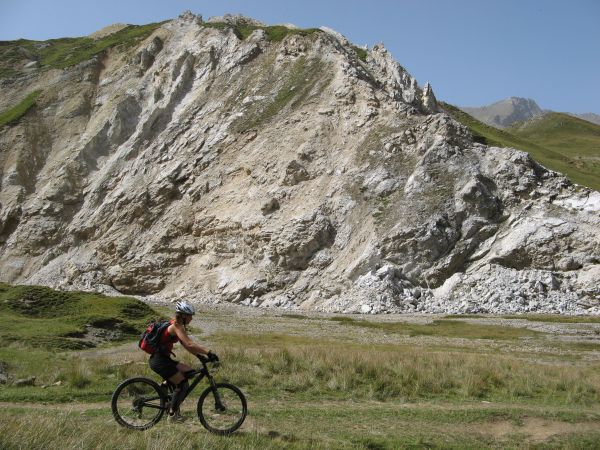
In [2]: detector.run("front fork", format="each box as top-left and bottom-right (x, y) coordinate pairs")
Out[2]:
(208, 376), (226, 412)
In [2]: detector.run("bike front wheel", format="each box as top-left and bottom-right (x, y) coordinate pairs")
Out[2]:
(111, 377), (167, 430)
(197, 383), (247, 435)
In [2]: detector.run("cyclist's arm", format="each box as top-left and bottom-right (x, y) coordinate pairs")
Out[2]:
(172, 322), (210, 356)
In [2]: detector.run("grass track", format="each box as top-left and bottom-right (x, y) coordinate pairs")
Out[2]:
(1, 400), (599, 449)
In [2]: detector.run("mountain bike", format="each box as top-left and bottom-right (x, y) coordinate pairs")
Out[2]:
(111, 355), (247, 435)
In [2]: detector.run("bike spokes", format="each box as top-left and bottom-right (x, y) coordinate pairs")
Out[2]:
(198, 383), (247, 435)
(112, 378), (166, 429)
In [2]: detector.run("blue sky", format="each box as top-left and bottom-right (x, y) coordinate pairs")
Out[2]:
(1, 0), (598, 114)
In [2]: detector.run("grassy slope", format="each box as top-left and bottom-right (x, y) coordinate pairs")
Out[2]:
(509, 112), (600, 157)
(0, 283), (160, 350)
(509, 112), (600, 179)
(0, 22), (163, 79)
(0, 90), (41, 128)
(442, 102), (600, 192)
(0, 23), (163, 128)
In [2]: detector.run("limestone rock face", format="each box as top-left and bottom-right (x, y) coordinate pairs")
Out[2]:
(0, 15), (598, 314)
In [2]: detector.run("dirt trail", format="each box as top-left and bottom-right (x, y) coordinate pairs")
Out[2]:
(3, 399), (599, 414)
(480, 417), (600, 442)
(0, 401), (108, 411)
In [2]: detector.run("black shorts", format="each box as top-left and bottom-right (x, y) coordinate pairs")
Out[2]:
(149, 352), (180, 380)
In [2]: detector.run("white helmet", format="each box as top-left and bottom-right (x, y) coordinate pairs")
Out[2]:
(175, 300), (195, 315)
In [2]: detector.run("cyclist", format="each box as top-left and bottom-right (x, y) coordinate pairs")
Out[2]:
(148, 300), (218, 421)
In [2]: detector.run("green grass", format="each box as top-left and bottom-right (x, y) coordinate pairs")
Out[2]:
(509, 112), (600, 189)
(509, 112), (600, 159)
(0, 283), (161, 350)
(0, 346), (154, 402)
(1, 348), (600, 448)
(0, 22), (163, 79)
(329, 316), (545, 340)
(500, 314), (600, 324)
(444, 314), (488, 319)
(0, 90), (42, 128)
(3, 326), (599, 406)
(442, 102), (600, 191)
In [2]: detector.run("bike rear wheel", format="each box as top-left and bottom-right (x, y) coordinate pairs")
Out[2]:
(111, 377), (166, 430)
(197, 382), (247, 435)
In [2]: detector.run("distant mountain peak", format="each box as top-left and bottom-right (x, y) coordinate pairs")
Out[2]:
(569, 112), (600, 126)
(461, 97), (600, 128)
(461, 97), (543, 129)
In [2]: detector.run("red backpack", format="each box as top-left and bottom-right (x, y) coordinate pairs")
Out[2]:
(138, 320), (171, 354)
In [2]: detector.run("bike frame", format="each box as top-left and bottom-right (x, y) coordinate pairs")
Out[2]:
(178, 361), (218, 405)
(143, 360), (222, 412)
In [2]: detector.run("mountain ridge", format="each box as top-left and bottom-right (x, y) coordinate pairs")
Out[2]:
(0, 12), (598, 314)
(461, 96), (600, 128)
(443, 104), (600, 192)
(461, 97), (543, 129)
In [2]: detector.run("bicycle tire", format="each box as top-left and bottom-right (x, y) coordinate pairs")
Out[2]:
(111, 377), (167, 430)
(197, 383), (247, 435)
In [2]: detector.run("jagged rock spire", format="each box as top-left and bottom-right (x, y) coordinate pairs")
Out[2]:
(421, 82), (439, 113)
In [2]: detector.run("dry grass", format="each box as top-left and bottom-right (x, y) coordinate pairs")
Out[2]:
(210, 336), (600, 405)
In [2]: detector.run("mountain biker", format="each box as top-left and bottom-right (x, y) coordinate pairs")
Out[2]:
(148, 300), (218, 421)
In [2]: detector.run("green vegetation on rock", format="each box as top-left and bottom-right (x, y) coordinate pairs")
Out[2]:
(442, 102), (600, 192)
(204, 22), (321, 42)
(233, 56), (329, 132)
(0, 22), (163, 78)
(352, 45), (368, 62)
(0, 90), (41, 128)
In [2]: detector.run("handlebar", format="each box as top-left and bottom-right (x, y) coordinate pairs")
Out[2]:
(197, 353), (220, 367)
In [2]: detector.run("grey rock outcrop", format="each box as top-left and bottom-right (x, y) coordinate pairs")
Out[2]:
(0, 15), (598, 315)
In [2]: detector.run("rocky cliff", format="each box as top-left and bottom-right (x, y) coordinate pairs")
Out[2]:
(1, 13), (599, 314)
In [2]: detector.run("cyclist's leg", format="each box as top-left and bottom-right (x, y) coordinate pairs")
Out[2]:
(176, 362), (193, 374)
(167, 365), (192, 415)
